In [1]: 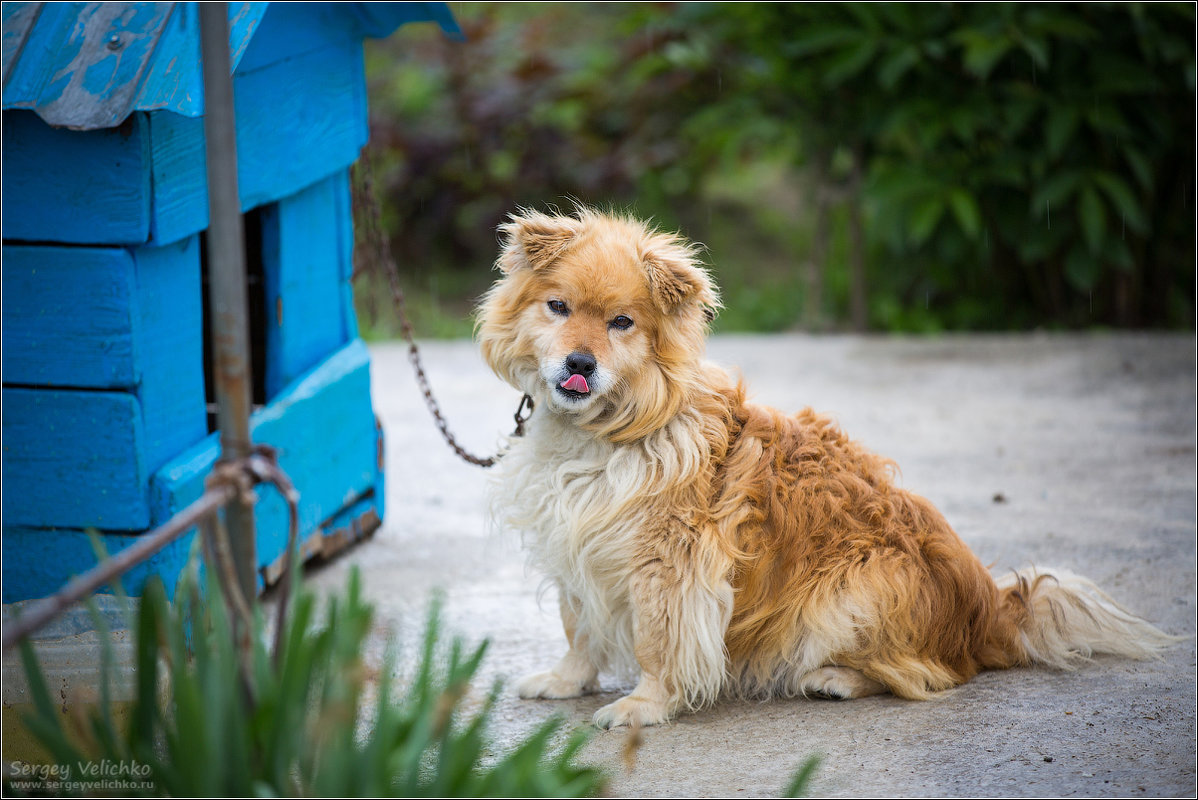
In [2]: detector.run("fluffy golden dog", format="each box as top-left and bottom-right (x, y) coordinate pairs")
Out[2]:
(476, 207), (1176, 729)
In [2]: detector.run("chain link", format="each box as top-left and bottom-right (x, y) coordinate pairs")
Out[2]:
(351, 150), (531, 468)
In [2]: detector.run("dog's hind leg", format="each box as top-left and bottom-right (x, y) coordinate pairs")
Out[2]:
(517, 594), (601, 699)
(798, 666), (887, 700)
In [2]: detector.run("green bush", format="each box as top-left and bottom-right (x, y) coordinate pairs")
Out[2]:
(359, 2), (1193, 333)
(10, 568), (604, 797)
(700, 2), (1195, 329)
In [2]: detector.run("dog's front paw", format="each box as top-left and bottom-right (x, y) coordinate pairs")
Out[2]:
(593, 695), (671, 729)
(517, 670), (599, 700)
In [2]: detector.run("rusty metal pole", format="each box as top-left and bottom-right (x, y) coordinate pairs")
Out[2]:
(199, 2), (257, 603)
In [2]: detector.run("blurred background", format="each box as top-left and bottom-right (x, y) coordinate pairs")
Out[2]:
(354, 2), (1195, 337)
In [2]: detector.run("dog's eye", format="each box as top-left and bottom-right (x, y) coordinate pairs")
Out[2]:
(547, 299), (569, 316)
(610, 315), (634, 331)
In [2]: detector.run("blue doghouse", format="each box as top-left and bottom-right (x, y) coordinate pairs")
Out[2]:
(1, 2), (461, 602)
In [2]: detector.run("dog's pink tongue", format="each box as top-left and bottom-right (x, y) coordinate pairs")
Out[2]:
(560, 374), (590, 393)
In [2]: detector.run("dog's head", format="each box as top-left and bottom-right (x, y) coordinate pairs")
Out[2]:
(476, 207), (719, 442)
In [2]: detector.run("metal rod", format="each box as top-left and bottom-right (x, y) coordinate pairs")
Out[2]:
(199, 1), (257, 603)
(1, 486), (236, 654)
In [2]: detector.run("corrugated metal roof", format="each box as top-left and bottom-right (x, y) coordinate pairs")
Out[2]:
(1, 2), (462, 131)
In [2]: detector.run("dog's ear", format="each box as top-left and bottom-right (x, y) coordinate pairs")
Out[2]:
(496, 210), (580, 273)
(642, 237), (720, 317)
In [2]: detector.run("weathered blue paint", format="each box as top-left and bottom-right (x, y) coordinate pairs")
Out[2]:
(1, 3), (41, 81)
(130, 2), (268, 115)
(1, 2), (267, 129)
(43, 3), (175, 130)
(1, 2), (459, 129)
(262, 171), (355, 399)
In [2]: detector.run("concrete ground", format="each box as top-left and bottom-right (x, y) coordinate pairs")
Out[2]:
(303, 332), (1196, 798)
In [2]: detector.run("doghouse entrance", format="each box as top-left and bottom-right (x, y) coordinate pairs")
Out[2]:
(200, 205), (270, 433)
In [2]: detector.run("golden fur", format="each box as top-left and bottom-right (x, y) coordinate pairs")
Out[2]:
(476, 207), (1177, 728)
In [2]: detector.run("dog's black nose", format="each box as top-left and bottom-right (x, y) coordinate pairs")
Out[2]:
(565, 351), (597, 376)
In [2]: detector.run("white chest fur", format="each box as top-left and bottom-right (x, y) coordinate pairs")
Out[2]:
(501, 408), (716, 654)
(491, 413), (652, 671)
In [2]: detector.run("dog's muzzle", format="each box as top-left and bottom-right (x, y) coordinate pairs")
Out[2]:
(557, 351), (596, 398)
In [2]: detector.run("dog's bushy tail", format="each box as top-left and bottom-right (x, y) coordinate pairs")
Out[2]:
(993, 567), (1180, 669)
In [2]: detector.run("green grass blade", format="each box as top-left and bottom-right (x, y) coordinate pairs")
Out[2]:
(783, 754), (821, 798)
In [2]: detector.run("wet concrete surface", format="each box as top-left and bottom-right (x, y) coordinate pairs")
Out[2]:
(301, 332), (1196, 797)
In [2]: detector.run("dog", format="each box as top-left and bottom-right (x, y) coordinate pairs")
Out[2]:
(475, 206), (1177, 729)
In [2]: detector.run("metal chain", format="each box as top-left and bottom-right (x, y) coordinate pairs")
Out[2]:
(351, 150), (531, 468)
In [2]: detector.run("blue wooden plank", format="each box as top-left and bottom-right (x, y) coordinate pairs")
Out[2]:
(130, 236), (208, 471)
(1, 341), (386, 603)
(4, 44), (366, 247)
(236, 2), (364, 75)
(336, 167), (362, 343)
(151, 339), (381, 564)
(2, 388), (149, 529)
(145, 110), (208, 246)
(0, 236), (207, 470)
(0, 472), (384, 604)
(262, 172), (354, 399)
(148, 42), (368, 245)
(235, 40), (369, 213)
(1, 526), (198, 604)
(1, 245), (138, 387)
(371, 412), (386, 523)
(0, 109), (151, 244)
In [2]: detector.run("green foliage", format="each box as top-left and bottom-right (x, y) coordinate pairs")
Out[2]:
(9, 569), (604, 797)
(360, 2), (1193, 334)
(688, 2), (1195, 329)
